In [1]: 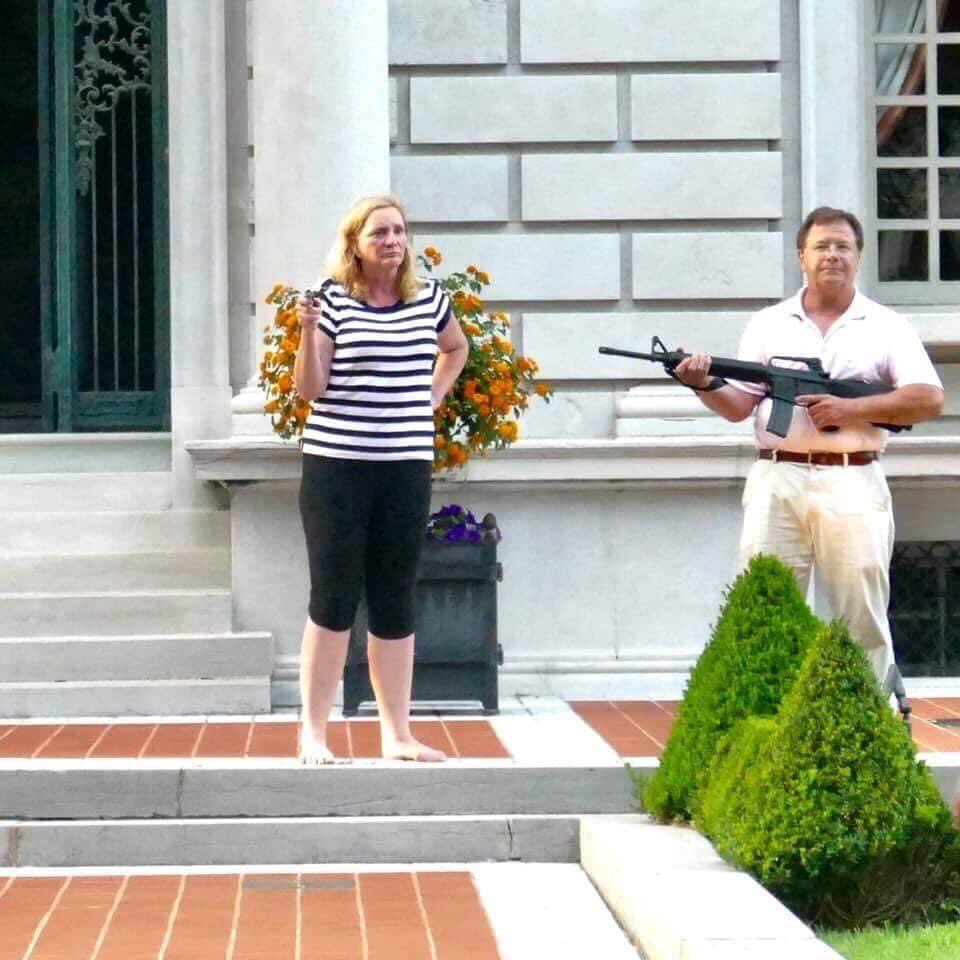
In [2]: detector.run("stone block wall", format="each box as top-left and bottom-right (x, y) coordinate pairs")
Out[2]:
(388, 0), (795, 440)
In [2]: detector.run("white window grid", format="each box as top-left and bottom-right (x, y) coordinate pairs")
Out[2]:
(868, 0), (960, 304)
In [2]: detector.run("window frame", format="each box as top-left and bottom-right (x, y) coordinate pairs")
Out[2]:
(866, 0), (960, 303)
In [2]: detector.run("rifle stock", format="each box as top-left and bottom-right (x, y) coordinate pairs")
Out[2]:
(598, 338), (908, 438)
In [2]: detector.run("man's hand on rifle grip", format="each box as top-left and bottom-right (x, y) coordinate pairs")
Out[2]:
(796, 393), (860, 431)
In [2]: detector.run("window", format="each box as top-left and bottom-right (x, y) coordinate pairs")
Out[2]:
(890, 541), (960, 675)
(869, 0), (960, 302)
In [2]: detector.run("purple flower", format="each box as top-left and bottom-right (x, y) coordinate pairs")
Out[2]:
(425, 503), (500, 544)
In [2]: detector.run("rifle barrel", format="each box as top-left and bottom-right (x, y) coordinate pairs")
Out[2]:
(598, 346), (660, 361)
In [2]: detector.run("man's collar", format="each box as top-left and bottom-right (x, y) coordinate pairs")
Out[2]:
(789, 286), (867, 325)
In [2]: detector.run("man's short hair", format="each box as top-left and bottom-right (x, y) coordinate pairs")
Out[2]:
(796, 207), (864, 252)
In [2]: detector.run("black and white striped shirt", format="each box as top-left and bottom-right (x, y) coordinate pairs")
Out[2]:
(302, 277), (451, 461)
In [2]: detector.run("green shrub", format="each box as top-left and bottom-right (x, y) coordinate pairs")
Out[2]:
(644, 554), (819, 822)
(703, 619), (960, 929)
(696, 715), (776, 839)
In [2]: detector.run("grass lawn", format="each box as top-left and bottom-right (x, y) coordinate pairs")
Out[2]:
(822, 923), (960, 959)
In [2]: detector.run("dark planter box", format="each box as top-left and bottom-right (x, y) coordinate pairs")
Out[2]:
(342, 536), (503, 715)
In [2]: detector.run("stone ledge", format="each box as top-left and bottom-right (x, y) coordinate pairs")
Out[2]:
(580, 815), (843, 959)
(186, 435), (960, 487)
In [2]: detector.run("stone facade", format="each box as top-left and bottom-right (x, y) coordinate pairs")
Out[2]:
(179, 0), (960, 703)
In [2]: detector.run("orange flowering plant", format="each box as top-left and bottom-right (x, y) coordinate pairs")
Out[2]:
(259, 285), (310, 440)
(259, 247), (552, 470)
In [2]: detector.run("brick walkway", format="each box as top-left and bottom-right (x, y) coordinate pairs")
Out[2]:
(570, 697), (960, 756)
(0, 720), (509, 760)
(0, 871), (500, 960)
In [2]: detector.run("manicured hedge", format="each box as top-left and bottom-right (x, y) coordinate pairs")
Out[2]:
(699, 619), (960, 929)
(644, 554), (819, 822)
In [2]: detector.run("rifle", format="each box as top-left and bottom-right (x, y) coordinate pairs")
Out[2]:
(598, 336), (909, 438)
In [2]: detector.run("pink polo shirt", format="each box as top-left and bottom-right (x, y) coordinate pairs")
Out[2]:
(731, 289), (942, 453)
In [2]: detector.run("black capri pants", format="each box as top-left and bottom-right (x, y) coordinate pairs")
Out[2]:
(299, 454), (432, 639)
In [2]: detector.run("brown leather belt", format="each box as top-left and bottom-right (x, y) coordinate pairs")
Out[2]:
(758, 449), (879, 466)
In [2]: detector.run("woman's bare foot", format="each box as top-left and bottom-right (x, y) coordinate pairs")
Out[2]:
(382, 738), (447, 763)
(298, 732), (341, 765)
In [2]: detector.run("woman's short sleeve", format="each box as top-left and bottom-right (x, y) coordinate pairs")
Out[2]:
(312, 280), (337, 340)
(435, 282), (452, 333)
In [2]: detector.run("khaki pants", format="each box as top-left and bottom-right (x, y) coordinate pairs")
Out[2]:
(738, 458), (896, 684)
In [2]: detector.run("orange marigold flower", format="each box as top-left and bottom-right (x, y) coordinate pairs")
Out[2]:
(264, 399), (281, 414)
(462, 322), (482, 337)
(478, 404), (490, 416)
(466, 265), (477, 274)
(498, 421), (518, 441)
(281, 337), (298, 353)
(434, 435), (447, 448)
(277, 373), (293, 393)
(477, 271), (490, 285)
(535, 382), (550, 397)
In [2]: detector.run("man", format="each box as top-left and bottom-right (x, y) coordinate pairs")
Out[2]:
(675, 206), (944, 685)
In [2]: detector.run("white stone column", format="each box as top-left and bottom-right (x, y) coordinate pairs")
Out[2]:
(167, 0), (232, 507)
(232, 0), (391, 435)
(799, 0), (868, 216)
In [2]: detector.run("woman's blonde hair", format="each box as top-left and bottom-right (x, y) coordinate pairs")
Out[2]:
(323, 194), (420, 302)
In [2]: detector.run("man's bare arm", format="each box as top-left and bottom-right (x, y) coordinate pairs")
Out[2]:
(674, 353), (761, 423)
(798, 384), (944, 431)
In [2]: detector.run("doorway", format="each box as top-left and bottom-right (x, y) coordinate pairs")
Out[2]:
(0, 0), (169, 435)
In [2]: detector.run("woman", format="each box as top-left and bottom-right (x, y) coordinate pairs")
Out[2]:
(293, 195), (468, 764)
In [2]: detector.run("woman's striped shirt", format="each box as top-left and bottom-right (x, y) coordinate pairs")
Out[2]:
(301, 277), (451, 462)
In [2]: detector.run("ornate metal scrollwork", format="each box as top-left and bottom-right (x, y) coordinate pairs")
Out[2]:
(73, 0), (152, 195)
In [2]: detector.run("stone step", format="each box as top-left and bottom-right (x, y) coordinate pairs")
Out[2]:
(0, 472), (173, 511)
(0, 510), (229, 555)
(2, 549), (231, 592)
(0, 761), (633, 819)
(0, 814), (579, 869)
(0, 631), (273, 682)
(0, 589), (233, 637)
(0, 677), (271, 718)
(0, 433), (172, 474)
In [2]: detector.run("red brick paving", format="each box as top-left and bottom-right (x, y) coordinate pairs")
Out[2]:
(4, 700), (960, 761)
(571, 698), (960, 757)
(0, 873), (500, 960)
(0, 720), (509, 761)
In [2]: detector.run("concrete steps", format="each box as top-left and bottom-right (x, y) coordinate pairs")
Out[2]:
(0, 815), (580, 869)
(0, 678), (271, 718)
(0, 589), (233, 637)
(1, 632), (272, 682)
(0, 457), (270, 717)
(0, 472), (174, 511)
(0, 509), (229, 555)
(0, 761), (634, 819)
(0, 433), (171, 474)
(0, 759), (632, 867)
(2, 549), (231, 592)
